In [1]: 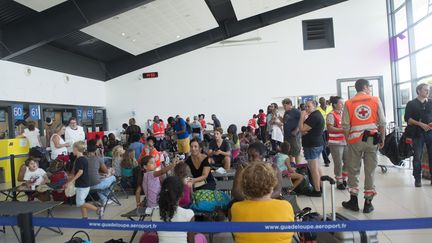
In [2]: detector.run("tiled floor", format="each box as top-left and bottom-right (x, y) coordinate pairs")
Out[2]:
(1, 155), (431, 243)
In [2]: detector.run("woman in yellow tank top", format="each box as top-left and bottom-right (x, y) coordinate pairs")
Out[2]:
(231, 163), (294, 243)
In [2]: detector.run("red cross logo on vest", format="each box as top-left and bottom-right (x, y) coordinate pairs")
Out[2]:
(355, 105), (371, 120)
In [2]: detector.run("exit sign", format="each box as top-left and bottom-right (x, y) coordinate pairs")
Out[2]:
(142, 72), (158, 79)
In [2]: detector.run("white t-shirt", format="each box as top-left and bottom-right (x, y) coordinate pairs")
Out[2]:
(65, 126), (85, 153)
(151, 207), (194, 243)
(24, 128), (41, 148)
(23, 168), (46, 186)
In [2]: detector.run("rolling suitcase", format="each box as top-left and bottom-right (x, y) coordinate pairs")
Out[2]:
(317, 176), (379, 243)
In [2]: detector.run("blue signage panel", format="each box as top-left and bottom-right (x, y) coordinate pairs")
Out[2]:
(29, 105), (41, 120)
(76, 108), (83, 119)
(87, 108), (94, 120)
(12, 104), (24, 120)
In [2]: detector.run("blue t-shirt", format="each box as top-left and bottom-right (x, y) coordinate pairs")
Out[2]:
(174, 118), (189, 139)
(129, 142), (144, 160)
(283, 108), (301, 138)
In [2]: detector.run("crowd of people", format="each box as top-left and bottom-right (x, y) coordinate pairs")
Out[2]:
(14, 79), (432, 242)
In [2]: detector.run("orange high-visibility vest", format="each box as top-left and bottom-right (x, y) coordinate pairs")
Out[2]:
(139, 147), (161, 167)
(248, 118), (257, 133)
(327, 111), (345, 143)
(152, 121), (165, 138)
(345, 93), (379, 144)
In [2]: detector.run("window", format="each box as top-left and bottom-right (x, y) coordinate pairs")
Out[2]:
(395, 6), (407, 33)
(414, 15), (432, 50)
(302, 18), (335, 50)
(415, 46), (432, 78)
(412, 0), (431, 23)
(398, 82), (412, 105)
(393, 0), (405, 11)
(397, 57), (411, 82)
(396, 31), (409, 58)
(388, 0), (432, 125)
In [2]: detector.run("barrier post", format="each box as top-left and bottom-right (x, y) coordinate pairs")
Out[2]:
(10, 154), (17, 201)
(18, 213), (35, 243)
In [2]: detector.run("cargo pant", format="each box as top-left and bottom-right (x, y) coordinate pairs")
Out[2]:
(329, 145), (348, 183)
(346, 137), (378, 199)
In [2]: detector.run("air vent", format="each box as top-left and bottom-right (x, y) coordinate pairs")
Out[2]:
(302, 18), (334, 50)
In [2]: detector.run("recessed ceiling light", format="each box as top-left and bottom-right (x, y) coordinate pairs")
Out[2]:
(121, 32), (126, 36)
(176, 35), (181, 38)
(132, 39), (136, 42)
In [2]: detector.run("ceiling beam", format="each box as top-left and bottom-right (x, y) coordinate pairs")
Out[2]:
(106, 0), (348, 79)
(0, 0), (153, 60)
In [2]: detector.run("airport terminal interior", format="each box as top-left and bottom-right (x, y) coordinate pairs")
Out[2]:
(0, 0), (432, 242)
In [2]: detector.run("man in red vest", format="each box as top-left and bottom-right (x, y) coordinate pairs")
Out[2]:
(248, 114), (257, 134)
(342, 79), (386, 213)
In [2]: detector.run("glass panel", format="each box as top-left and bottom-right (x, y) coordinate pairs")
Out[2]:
(393, 0), (405, 11)
(398, 82), (412, 105)
(412, 0), (430, 23)
(398, 108), (407, 126)
(416, 46), (432, 78)
(414, 15), (432, 50)
(395, 6), (407, 33)
(396, 31), (409, 58)
(397, 57), (411, 82)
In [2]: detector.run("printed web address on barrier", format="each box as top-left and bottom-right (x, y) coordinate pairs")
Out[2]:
(264, 223), (348, 231)
(88, 222), (348, 231)
(89, 222), (157, 230)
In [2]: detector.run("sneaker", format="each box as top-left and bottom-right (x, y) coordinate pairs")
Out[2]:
(97, 206), (104, 219)
(343, 180), (348, 188)
(106, 200), (114, 205)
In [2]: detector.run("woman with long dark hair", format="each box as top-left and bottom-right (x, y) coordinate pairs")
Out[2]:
(152, 176), (206, 243)
(227, 124), (240, 161)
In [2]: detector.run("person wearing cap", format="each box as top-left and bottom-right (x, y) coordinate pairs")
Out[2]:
(44, 117), (54, 149)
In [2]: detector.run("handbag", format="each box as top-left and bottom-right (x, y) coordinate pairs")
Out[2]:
(65, 230), (91, 243)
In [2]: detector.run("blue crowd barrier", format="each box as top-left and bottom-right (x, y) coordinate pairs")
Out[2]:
(1, 216), (432, 233)
(0, 153), (29, 161)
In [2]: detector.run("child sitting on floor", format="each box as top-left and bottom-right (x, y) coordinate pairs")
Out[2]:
(24, 158), (49, 190)
(141, 155), (179, 208)
(174, 162), (193, 208)
(275, 142), (304, 191)
(23, 158), (50, 201)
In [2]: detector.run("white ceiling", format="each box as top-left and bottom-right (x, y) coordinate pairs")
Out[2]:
(81, 0), (219, 56)
(14, 0), (67, 12)
(230, 0), (303, 21)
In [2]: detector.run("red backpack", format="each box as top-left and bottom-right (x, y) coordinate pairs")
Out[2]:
(49, 171), (68, 202)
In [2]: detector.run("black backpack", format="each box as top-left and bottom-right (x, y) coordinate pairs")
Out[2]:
(294, 165), (314, 195)
(65, 231), (91, 243)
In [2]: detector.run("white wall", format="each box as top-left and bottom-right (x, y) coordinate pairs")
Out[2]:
(106, 0), (393, 131)
(0, 60), (106, 107)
